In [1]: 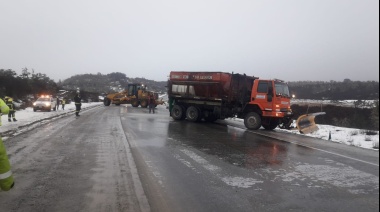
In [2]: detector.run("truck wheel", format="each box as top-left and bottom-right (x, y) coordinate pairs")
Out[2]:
(186, 106), (200, 122)
(131, 100), (139, 107)
(244, 112), (261, 130)
(172, 105), (185, 120)
(140, 100), (148, 108)
(262, 119), (279, 130)
(104, 98), (111, 106)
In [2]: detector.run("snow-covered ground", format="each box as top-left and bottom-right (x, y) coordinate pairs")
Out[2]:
(1, 102), (103, 139)
(281, 124), (379, 150)
(227, 117), (379, 150)
(1, 102), (379, 151)
(291, 99), (377, 108)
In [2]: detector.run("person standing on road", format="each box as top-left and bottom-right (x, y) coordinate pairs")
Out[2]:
(5, 97), (17, 122)
(0, 98), (15, 191)
(74, 93), (82, 117)
(61, 98), (66, 110)
(148, 94), (156, 114)
(56, 97), (60, 111)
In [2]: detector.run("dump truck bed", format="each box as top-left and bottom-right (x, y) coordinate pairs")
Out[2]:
(169, 71), (256, 103)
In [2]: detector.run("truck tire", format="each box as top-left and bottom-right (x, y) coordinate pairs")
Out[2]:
(131, 100), (139, 107)
(104, 98), (111, 106)
(186, 106), (200, 122)
(262, 119), (279, 130)
(244, 112), (261, 130)
(172, 105), (185, 120)
(140, 100), (148, 108)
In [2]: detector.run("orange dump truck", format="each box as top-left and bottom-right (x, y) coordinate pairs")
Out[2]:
(167, 71), (293, 130)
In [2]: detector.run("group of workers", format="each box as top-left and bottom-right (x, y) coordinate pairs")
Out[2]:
(56, 93), (82, 116)
(55, 97), (66, 111)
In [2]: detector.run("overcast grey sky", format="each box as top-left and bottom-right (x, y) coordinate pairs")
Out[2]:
(1, 0), (379, 82)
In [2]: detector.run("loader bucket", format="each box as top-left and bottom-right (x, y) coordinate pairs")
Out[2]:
(296, 112), (326, 134)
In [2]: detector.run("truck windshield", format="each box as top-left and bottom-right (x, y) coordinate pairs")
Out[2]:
(274, 82), (290, 98)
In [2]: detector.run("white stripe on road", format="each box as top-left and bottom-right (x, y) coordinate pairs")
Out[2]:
(179, 149), (263, 188)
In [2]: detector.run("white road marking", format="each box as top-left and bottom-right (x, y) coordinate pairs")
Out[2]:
(179, 149), (263, 188)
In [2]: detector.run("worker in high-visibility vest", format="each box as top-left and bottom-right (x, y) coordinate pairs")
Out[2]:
(61, 98), (66, 110)
(6, 97), (17, 122)
(0, 98), (15, 191)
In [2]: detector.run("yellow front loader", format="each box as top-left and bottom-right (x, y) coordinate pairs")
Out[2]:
(103, 83), (165, 108)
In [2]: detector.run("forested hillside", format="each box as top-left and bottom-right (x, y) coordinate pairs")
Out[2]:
(288, 79), (379, 100)
(0, 68), (57, 100)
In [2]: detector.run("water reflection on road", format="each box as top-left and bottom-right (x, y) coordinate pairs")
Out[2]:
(166, 120), (288, 169)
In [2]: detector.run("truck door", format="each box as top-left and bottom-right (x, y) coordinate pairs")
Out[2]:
(252, 80), (275, 113)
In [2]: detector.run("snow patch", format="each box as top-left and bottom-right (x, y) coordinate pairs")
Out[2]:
(181, 149), (220, 172)
(222, 177), (263, 188)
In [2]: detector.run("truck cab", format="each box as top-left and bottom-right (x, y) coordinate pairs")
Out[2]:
(244, 79), (292, 130)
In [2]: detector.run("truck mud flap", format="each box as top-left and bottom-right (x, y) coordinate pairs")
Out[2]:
(296, 112), (326, 134)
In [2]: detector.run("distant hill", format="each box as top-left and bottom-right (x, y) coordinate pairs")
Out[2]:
(60, 72), (167, 95)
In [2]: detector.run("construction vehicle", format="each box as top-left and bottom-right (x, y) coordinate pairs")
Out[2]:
(168, 71), (294, 130)
(103, 83), (165, 107)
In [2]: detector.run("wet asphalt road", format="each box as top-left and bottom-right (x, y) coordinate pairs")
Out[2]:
(0, 105), (379, 212)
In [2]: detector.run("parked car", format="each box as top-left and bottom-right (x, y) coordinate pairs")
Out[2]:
(33, 96), (57, 112)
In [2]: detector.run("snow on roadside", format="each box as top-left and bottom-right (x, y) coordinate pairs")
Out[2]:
(277, 125), (379, 150)
(227, 117), (379, 151)
(0, 102), (103, 138)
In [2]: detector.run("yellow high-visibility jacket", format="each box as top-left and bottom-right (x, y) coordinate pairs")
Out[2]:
(0, 98), (14, 191)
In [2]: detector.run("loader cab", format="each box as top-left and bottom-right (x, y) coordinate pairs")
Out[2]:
(127, 84), (146, 97)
